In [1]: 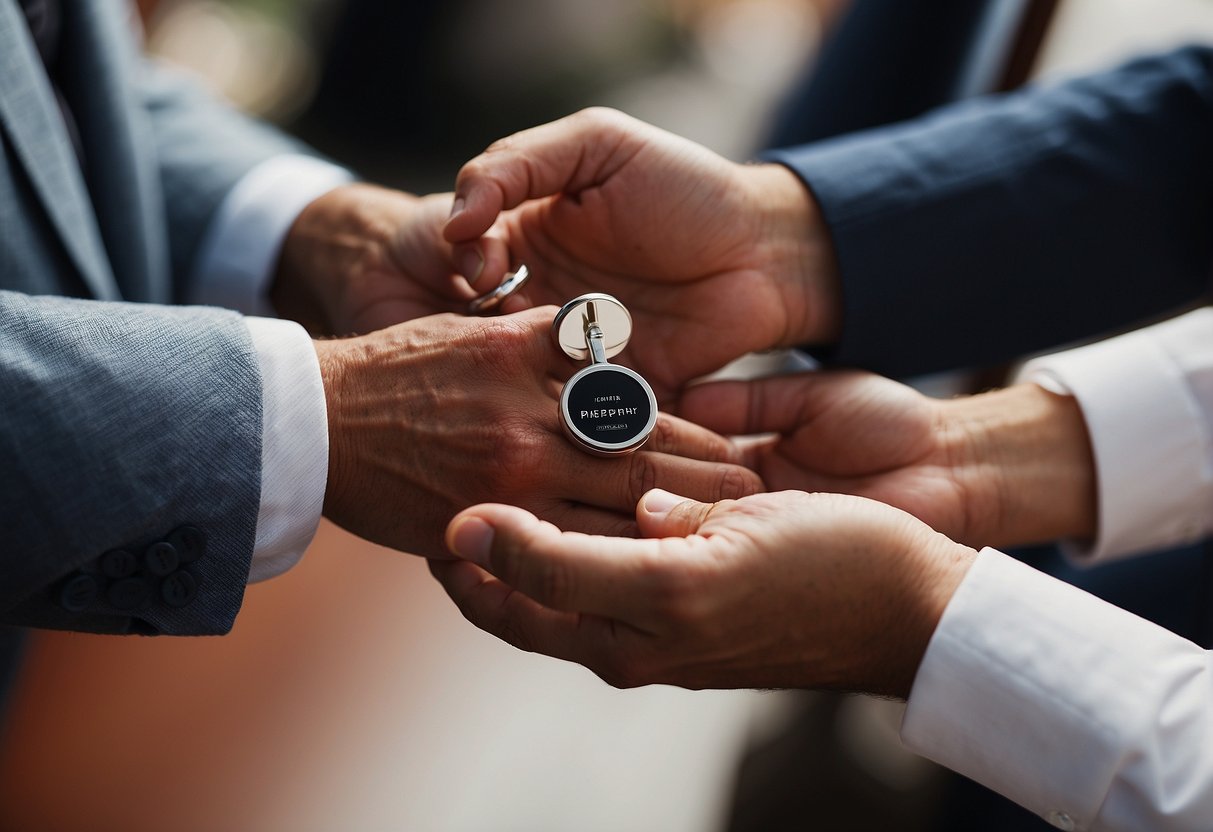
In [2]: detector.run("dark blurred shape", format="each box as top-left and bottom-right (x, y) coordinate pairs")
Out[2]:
(300, 0), (453, 167)
(295, 0), (621, 189)
(766, 0), (1057, 145)
(293, 1), (688, 190)
(135, 0), (160, 26)
(727, 693), (945, 832)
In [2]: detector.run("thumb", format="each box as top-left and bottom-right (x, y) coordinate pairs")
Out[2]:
(636, 489), (713, 538)
(445, 108), (642, 243)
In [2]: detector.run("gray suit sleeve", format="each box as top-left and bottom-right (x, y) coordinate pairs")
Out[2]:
(137, 61), (319, 293)
(0, 291), (262, 635)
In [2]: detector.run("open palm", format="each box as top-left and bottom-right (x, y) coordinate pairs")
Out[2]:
(679, 371), (999, 546)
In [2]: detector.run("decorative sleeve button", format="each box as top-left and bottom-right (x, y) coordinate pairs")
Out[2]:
(59, 574), (100, 613)
(144, 542), (180, 577)
(160, 571), (198, 608)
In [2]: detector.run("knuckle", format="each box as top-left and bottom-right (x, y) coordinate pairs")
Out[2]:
(489, 424), (549, 491)
(716, 465), (763, 500)
(483, 135), (515, 156)
(627, 453), (660, 503)
(461, 318), (543, 380)
(649, 415), (675, 453)
(475, 424), (543, 494)
(456, 156), (490, 186)
(455, 317), (499, 357)
(577, 106), (627, 130)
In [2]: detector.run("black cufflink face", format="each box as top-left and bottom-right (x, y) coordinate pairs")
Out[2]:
(553, 293), (658, 456)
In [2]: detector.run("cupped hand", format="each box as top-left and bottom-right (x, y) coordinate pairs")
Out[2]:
(444, 108), (842, 399)
(313, 306), (764, 558)
(432, 489), (975, 698)
(677, 371), (1096, 548)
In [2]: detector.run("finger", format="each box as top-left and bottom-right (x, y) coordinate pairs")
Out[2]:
(428, 559), (628, 666)
(542, 502), (638, 539)
(550, 446), (763, 515)
(635, 489), (715, 539)
(679, 372), (865, 436)
(498, 288), (534, 315)
(445, 107), (644, 242)
(385, 193), (473, 298)
(445, 503), (677, 622)
(452, 235), (512, 293)
(645, 412), (743, 465)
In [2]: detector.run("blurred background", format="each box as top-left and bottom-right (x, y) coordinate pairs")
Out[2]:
(4, 0), (1213, 829)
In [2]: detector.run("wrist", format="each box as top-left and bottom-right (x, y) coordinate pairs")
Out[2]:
(885, 526), (976, 699)
(741, 163), (842, 347)
(312, 337), (357, 518)
(940, 384), (1097, 547)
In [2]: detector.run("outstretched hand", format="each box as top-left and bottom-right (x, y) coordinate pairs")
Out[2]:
(678, 371), (1097, 549)
(313, 306), (764, 558)
(432, 489), (975, 698)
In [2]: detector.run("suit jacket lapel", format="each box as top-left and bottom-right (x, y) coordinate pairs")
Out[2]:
(60, 0), (167, 304)
(0, 0), (119, 300)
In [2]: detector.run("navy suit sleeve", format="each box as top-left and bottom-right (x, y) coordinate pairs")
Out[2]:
(766, 46), (1213, 377)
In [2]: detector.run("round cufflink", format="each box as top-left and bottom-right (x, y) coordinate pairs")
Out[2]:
(552, 293), (658, 456)
(467, 265), (531, 315)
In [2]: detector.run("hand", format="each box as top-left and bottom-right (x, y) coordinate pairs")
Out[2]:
(444, 108), (842, 399)
(273, 184), (512, 334)
(432, 489), (976, 698)
(312, 307), (763, 558)
(678, 371), (1097, 548)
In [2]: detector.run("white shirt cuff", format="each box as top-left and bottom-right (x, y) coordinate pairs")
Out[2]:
(1017, 309), (1213, 564)
(901, 547), (1213, 831)
(191, 155), (354, 315)
(244, 316), (328, 582)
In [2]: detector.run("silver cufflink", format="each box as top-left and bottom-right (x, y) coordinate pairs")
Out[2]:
(467, 265), (531, 315)
(552, 293), (657, 456)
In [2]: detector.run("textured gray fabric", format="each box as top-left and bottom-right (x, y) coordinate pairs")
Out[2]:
(0, 0), (306, 636)
(0, 292), (262, 634)
(140, 63), (316, 299)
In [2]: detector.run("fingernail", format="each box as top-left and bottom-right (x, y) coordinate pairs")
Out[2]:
(449, 516), (493, 568)
(643, 488), (685, 517)
(459, 247), (485, 286)
(448, 196), (466, 222)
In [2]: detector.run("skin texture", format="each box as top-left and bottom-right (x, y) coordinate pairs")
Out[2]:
(443, 107), (843, 400)
(273, 184), (511, 335)
(431, 372), (1098, 698)
(678, 372), (1098, 549)
(432, 489), (977, 699)
(268, 179), (761, 559)
(266, 124), (1097, 696)
(312, 307), (764, 558)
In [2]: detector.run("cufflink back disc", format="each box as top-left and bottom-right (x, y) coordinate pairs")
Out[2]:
(552, 293), (658, 456)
